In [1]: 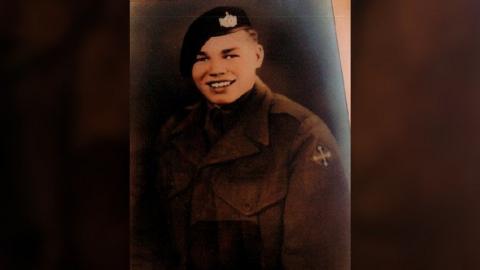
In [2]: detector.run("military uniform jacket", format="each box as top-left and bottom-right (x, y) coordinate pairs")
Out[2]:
(149, 80), (349, 270)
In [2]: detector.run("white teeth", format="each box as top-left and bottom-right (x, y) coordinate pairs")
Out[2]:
(210, 81), (232, 88)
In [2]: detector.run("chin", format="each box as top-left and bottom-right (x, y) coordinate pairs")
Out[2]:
(209, 97), (233, 105)
(201, 91), (231, 104)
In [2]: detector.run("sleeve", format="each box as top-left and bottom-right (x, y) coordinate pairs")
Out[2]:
(282, 115), (350, 270)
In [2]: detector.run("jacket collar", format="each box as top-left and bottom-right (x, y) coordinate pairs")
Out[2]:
(243, 77), (271, 146)
(170, 77), (273, 167)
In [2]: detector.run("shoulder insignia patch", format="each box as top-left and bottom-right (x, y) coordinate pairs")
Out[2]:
(312, 145), (332, 167)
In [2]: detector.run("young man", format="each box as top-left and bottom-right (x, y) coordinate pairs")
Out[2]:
(137, 6), (349, 270)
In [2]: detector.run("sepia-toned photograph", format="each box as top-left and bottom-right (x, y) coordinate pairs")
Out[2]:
(131, 1), (350, 269)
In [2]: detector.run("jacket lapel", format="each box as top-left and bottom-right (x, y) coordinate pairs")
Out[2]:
(170, 103), (207, 167)
(169, 78), (274, 168)
(201, 123), (260, 166)
(202, 79), (273, 167)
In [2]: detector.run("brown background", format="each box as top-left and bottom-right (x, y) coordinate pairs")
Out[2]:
(3, 0), (480, 269)
(333, 0), (351, 118)
(353, 0), (480, 269)
(2, 0), (129, 269)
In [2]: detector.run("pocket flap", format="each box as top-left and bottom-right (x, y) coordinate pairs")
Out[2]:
(212, 172), (287, 216)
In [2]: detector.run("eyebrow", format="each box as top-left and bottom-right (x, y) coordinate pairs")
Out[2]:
(221, 47), (239, 54)
(196, 47), (239, 56)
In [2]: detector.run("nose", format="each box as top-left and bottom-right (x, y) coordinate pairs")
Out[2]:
(208, 58), (226, 77)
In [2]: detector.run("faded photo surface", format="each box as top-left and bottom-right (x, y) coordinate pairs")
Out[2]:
(131, 1), (350, 269)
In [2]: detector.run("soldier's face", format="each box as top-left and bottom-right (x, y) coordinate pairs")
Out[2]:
(192, 30), (264, 105)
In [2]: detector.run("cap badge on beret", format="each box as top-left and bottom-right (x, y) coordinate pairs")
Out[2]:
(219, 12), (237, 28)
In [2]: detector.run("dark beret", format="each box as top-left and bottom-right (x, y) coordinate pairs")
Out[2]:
(180, 6), (252, 78)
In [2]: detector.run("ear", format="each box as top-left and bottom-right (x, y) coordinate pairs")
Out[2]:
(254, 44), (264, 69)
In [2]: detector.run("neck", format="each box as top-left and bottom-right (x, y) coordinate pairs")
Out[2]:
(207, 88), (256, 111)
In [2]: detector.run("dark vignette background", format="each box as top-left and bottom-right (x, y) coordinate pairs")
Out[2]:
(2, 0), (129, 269)
(3, 0), (480, 270)
(352, 0), (480, 269)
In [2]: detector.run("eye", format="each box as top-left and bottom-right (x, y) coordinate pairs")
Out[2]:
(224, 54), (239, 60)
(195, 56), (209, 62)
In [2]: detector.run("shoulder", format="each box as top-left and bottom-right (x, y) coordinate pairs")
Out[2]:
(269, 93), (333, 141)
(270, 93), (315, 122)
(265, 93), (339, 164)
(255, 78), (328, 137)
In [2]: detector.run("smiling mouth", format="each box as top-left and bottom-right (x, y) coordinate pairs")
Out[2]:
(207, 80), (236, 89)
